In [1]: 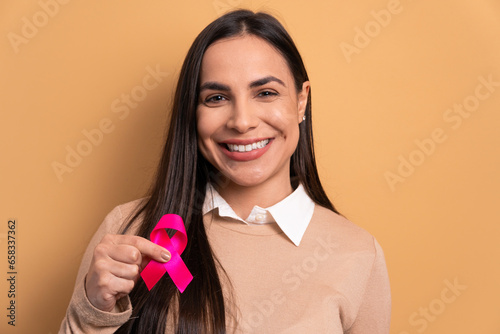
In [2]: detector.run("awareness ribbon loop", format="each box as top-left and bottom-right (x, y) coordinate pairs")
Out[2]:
(140, 214), (193, 292)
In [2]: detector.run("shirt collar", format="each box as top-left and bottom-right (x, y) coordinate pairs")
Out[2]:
(202, 183), (315, 246)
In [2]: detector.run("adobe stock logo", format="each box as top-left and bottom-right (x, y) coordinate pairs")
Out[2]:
(7, 0), (72, 54)
(399, 277), (467, 334)
(384, 74), (499, 192)
(339, 0), (404, 63)
(240, 234), (336, 331)
(52, 65), (169, 182)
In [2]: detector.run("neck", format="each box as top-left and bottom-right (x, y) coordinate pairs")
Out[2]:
(215, 174), (293, 220)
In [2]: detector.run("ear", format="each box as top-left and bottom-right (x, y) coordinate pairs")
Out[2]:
(297, 81), (310, 123)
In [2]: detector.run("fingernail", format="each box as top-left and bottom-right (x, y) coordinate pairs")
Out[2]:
(161, 252), (171, 262)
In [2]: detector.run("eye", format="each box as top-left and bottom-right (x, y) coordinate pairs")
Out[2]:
(258, 90), (278, 98)
(204, 94), (228, 105)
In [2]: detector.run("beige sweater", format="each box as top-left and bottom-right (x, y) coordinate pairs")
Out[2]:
(59, 200), (391, 333)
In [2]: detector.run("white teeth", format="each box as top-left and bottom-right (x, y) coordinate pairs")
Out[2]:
(226, 139), (270, 152)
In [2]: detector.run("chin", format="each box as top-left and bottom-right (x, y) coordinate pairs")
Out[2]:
(223, 171), (268, 188)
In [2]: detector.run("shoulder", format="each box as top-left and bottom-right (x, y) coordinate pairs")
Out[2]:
(306, 205), (379, 255)
(114, 198), (146, 220)
(99, 198), (147, 235)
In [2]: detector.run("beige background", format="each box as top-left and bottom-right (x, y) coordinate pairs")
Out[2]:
(1, 0), (499, 333)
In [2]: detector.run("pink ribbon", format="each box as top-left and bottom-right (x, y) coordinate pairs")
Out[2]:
(140, 214), (193, 292)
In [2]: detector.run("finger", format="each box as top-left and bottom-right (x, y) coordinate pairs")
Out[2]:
(91, 254), (139, 280)
(107, 261), (141, 280)
(106, 244), (144, 265)
(86, 272), (136, 312)
(93, 240), (144, 267)
(104, 275), (135, 297)
(112, 235), (171, 263)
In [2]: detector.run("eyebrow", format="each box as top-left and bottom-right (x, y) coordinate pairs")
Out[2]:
(199, 75), (286, 93)
(199, 82), (230, 93)
(249, 75), (286, 88)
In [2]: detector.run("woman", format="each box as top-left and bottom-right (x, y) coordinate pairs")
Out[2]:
(60, 9), (391, 333)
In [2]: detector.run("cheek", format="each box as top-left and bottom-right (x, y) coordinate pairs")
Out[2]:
(196, 113), (211, 157)
(265, 104), (299, 135)
(196, 110), (224, 164)
(196, 111), (214, 141)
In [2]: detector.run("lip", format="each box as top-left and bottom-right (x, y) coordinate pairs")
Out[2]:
(219, 138), (273, 161)
(220, 137), (270, 145)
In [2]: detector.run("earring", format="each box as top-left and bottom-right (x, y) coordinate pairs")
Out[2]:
(302, 115), (306, 121)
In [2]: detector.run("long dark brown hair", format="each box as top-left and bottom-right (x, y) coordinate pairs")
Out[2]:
(115, 9), (339, 334)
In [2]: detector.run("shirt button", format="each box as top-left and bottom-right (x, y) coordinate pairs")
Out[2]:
(255, 214), (264, 221)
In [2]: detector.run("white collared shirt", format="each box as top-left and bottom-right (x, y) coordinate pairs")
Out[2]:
(202, 183), (315, 246)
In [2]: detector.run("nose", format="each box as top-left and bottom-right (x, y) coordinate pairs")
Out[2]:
(226, 98), (259, 133)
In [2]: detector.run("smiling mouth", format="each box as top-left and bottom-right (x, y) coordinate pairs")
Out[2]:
(224, 139), (270, 153)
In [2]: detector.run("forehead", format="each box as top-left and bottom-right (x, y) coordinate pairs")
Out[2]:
(199, 34), (292, 84)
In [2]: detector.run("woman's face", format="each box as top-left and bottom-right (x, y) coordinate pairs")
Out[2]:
(196, 34), (309, 191)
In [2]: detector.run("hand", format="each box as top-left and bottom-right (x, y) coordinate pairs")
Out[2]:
(85, 234), (171, 312)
